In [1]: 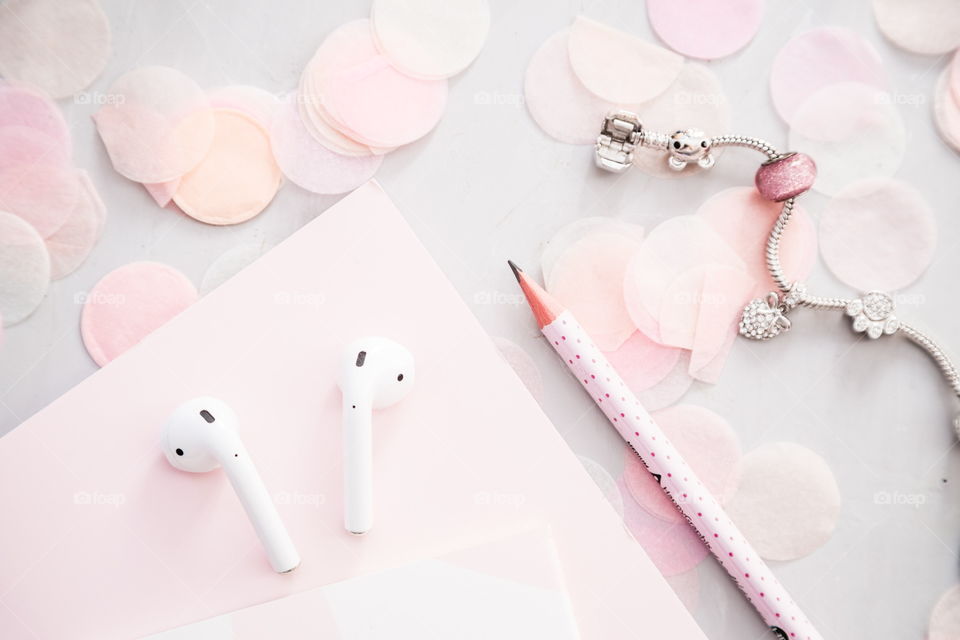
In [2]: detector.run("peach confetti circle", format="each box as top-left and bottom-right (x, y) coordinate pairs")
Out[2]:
(173, 109), (282, 225)
(81, 262), (198, 367)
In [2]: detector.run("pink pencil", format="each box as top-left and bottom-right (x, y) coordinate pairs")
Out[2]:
(509, 261), (822, 640)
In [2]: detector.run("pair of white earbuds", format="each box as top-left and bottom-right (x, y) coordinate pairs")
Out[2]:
(159, 337), (415, 574)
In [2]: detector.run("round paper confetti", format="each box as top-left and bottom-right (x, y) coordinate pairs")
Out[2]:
(628, 64), (732, 178)
(270, 99), (383, 194)
(493, 337), (545, 404)
(618, 478), (709, 576)
(323, 57), (448, 148)
(0, 162), (80, 237)
(726, 442), (840, 561)
(623, 405), (741, 523)
(81, 262), (198, 367)
(524, 30), (618, 145)
(549, 231), (643, 351)
(819, 178), (937, 292)
(46, 171), (106, 280)
(142, 179), (180, 208)
(578, 456), (624, 517)
(93, 66), (216, 184)
(200, 242), (267, 295)
(541, 217), (645, 288)
(934, 69), (960, 153)
(873, 0), (960, 55)
(603, 331), (682, 393)
(0, 211), (50, 326)
(635, 351), (695, 411)
(929, 584), (960, 640)
(300, 24), (390, 157)
(788, 82), (905, 196)
(696, 187), (817, 295)
(770, 27), (887, 124)
(0, 126), (71, 171)
(0, 83), (72, 151)
(371, 0), (490, 79)
(568, 16), (684, 104)
(647, 0), (764, 60)
(173, 109), (281, 225)
(0, 0), (111, 98)
(206, 85), (281, 129)
(623, 215), (743, 344)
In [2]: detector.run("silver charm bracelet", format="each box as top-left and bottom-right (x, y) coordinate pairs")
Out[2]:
(595, 111), (960, 428)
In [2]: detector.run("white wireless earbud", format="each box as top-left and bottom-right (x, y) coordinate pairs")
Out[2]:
(337, 337), (415, 535)
(160, 396), (301, 573)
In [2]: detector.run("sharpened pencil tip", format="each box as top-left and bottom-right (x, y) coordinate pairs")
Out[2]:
(507, 260), (523, 282)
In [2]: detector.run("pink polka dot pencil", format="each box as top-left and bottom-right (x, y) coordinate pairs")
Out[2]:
(508, 260), (822, 640)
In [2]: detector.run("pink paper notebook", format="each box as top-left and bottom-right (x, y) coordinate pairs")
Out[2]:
(145, 528), (581, 639)
(0, 182), (705, 640)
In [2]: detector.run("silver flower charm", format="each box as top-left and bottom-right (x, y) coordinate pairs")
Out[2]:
(846, 291), (899, 339)
(739, 292), (792, 341)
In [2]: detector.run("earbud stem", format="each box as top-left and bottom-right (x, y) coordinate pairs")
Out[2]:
(222, 446), (301, 573)
(343, 399), (373, 534)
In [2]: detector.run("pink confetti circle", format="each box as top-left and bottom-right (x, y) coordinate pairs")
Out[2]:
(0, 162), (80, 237)
(323, 56), (447, 148)
(300, 21), (393, 157)
(623, 405), (741, 524)
(0, 126), (70, 171)
(270, 98), (383, 195)
(819, 178), (937, 292)
(549, 231), (643, 351)
(788, 82), (905, 196)
(618, 478), (709, 576)
(604, 330), (682, 393)
(696, 186), (817, 296)
(81, 262), (198, 367)
(623, 215), (742, 344)
(647, 0), (764, 60)
(0, 83), (72, 155)
(524, 30), (618, 145)
(770, 26), (887, 124)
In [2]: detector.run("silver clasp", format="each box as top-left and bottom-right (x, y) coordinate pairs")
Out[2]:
(595, 111), (642, 173)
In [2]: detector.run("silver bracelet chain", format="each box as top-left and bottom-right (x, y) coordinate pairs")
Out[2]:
(595, 111), (960, 419)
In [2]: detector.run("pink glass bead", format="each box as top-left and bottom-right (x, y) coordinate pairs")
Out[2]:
(754, 152), (817, 202)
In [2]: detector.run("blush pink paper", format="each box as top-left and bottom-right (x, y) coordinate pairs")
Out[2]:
(0, 182), (705, 640)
